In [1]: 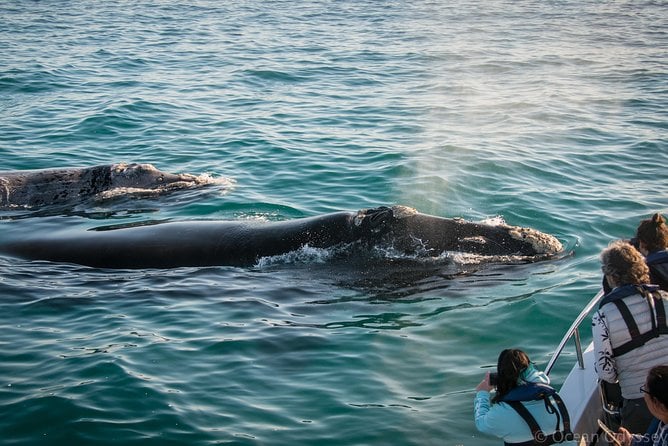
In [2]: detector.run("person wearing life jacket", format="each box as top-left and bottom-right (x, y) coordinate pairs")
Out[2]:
(636, 213), (668, 291)
(616, 365), (668, 446)
(474, 349), (574, 445)
(593, 240), (668, 433)
(601, 213), (668, 295)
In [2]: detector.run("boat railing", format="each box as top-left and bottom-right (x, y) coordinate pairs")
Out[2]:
(545, 290), (604, 376)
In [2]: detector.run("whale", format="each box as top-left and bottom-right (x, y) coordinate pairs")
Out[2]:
(0, 163), (221, 209)
(0, 205), (564, 269)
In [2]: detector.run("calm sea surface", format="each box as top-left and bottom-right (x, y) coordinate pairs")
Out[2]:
(1, 1), (667, 445)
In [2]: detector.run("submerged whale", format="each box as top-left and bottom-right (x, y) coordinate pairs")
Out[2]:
(0, 205), (564, 269)
(0, 163), (223, 209)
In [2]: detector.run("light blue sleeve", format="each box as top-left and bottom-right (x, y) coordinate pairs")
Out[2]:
(474, 391), (512, 438)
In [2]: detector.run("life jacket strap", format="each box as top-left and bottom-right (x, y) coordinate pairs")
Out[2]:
(599, 284), (639, 308)
(551, 392), (573, 438)
(506, 400), (543, 441)
(503, 395), (574, 446)
(610, 288), (668, 357)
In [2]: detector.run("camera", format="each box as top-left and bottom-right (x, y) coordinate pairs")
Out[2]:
(489, 372), (498, 386)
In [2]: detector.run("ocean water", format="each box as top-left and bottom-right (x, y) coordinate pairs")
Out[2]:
(1, 1), (667, 445)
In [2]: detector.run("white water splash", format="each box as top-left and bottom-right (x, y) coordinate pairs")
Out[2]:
(255, 244), (337, 267)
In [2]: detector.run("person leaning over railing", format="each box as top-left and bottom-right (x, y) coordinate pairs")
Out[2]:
(474, 349), (574, 445)
(616, 365), (668, 446)
(593, 241), (668, 433)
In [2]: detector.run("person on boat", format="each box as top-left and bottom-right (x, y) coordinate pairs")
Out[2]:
(474, 349), (574, 445)
(636, 213), (668, 291)
(616, 365), (668, 446)
(603, 213), (668, 294)
(593, 240), (668, 433)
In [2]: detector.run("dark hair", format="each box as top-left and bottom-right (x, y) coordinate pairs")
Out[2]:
(600, 240), (650, 285)
(492, 349), (530, 404)
(646, 365), (668, 408)
(636, 213), (668, 252)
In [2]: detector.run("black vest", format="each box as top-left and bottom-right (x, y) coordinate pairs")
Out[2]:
(647, 250), (668, 291)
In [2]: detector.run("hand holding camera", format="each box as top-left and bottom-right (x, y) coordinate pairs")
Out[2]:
(475, 371), (496, 392)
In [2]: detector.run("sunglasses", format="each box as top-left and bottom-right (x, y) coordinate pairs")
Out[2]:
(640, 384), (650, 395)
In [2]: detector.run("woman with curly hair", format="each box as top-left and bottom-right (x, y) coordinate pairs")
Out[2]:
(593, 241), (668, 433)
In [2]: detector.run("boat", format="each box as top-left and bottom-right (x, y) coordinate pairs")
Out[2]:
(545, 290), (622, 446)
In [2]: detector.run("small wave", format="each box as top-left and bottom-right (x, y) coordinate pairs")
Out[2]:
(243, 69), (307, 84)
(0, 66), (73, 94)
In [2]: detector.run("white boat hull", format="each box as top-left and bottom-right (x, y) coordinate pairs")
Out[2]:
(558, 343), (603, 445)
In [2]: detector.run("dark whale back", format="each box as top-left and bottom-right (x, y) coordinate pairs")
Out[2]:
(0, 206), (563, 269)
(0, 212), (363, 269)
